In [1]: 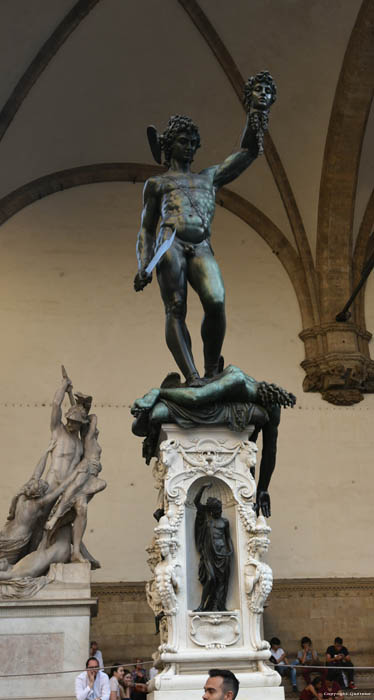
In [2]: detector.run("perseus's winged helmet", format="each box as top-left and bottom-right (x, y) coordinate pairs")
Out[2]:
(147, 125), (162, 164)
(147, 116), (201, 166)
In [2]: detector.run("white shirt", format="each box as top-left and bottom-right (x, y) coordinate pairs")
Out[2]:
(75, 669), (110, 700)
(271, 647), (286, 664)
(109, 676), (121, 699)
(93, 650), (104, 668)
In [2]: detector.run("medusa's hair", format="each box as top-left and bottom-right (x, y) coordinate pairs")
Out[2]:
(160, 115), (201, 166)
(257, 381), (296, 409)
(243, 70), (277, 110)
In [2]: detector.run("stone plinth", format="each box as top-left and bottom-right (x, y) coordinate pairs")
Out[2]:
(0, 562), (96, 700)
(146, 424), (283, 700)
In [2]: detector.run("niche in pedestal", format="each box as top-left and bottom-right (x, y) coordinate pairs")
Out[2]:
(185, 476), (239, 612)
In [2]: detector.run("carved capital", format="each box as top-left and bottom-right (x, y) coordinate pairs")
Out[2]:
(300, 323), (374, 404)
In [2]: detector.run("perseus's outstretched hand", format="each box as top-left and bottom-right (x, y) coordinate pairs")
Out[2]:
(134, 270), (152, 292)
(255, 490), (271, 518)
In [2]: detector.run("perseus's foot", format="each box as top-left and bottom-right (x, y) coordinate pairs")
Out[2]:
(186, 374), (206, 388)
(131, 388), (161, 414)
(204, 355), (224, 379)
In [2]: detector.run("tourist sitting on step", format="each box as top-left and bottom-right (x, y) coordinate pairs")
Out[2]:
(300, 677), (323, 700)
(269, 637), (296, 688)
(326, 637), (355, 689)
(292, 637), (326, 688)
(75, 656), (110, 700)
(321, 677), (343, 699)
(121, 670), (134, 699)
(131, 660), (147, 700)
(109, 663), (125, 700)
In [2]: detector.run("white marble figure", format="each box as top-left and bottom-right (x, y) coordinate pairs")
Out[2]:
(45, 376), (88, 489)
(0, 372), (106, 594)
(152, 458), (167, 520)
(0, 450), (76, 568)
(45, 414), (106, 562)
(0, 526), (72, 582)
(244, 515), (273, 654)
(146, 538), (165, 640)
(153, 515), (181, 651)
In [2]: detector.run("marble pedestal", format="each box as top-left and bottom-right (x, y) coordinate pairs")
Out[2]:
(146, 424), (283, 700)
(0, 562), (97, 700)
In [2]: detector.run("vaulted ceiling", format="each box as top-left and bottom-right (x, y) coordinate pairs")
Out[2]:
(0, 0), (371, 240)
(0, 0), (373, 402)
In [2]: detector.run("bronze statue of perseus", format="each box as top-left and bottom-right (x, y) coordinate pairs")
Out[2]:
(134, 71), (277, 387)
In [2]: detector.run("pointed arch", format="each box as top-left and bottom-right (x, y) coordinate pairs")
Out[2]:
(0, 162), (307, 322)
(177, 0), (319, 325)
(0, 0), (102, 143)
(353, 188), (374, 330)
(316, 0), (374, 320)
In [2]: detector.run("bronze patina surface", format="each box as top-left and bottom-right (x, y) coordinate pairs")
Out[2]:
(134, 72), (276, 386)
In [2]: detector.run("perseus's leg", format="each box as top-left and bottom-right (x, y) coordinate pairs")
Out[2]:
(188, 246), (226, 377)
(157, 243), (201, 384)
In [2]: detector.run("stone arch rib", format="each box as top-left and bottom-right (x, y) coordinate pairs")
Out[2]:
(0, 163), (163, 225)
(316, 0), (374, 321)
(0, 162), (309, 324)
(177, 0), (319, 326)
(0, 0), (102, 143)
(219, 188), (313, 329)
(353, 188), (374, 330)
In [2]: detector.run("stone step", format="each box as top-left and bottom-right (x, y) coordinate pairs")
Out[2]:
(282, 669), (374, 698)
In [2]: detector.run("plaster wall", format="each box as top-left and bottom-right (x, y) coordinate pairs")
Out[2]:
(0, 182), (372, 582)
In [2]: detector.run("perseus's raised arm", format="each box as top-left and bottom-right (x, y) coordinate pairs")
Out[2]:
(211, 71), (277, 189)
(209, 116), (259, 190)
(136, 178), (160, 272)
